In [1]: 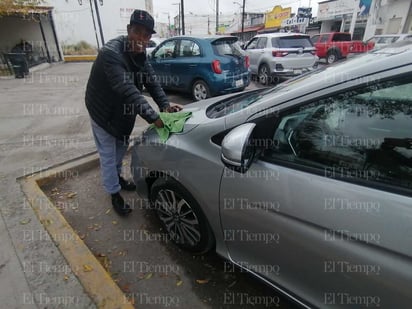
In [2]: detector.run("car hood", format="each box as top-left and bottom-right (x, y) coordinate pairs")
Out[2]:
(171, 91), (250, 133)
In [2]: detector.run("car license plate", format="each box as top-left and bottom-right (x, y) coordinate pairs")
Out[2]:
(294, 69), (302, 75)
(235, 79), (244, 87)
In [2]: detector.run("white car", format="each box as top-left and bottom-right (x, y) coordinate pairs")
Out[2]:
(366, 34), (412, 50)
(243, 32), (318, 85)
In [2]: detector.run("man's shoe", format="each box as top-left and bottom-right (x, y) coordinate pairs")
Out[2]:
(111, 192), (132, 216)
(119, 175), (136, 191)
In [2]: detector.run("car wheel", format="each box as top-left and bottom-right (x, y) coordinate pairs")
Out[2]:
(150, 178), (215, 254)
(258, 64), (271, 85)
(326, 51), (338, 64)
(192, 80), (210, 101)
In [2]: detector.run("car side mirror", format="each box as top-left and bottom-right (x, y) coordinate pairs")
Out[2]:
(221, 123), (256, 173)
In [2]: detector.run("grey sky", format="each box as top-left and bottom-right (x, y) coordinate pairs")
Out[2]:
(153, 0), (320, 23)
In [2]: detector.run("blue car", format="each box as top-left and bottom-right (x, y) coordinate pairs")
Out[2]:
(148, 35), (251, 101)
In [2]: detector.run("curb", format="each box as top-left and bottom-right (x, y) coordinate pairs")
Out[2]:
(18, 152), (134, 309)
(64, 55), (97, 62)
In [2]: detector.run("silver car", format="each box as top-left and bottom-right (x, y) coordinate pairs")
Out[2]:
(131, 42), (412, 308)
(366, 33), (412, 50)
(244, 33), (318, 85)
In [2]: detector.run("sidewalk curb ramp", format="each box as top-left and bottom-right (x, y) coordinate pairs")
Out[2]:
(18, 152), (135, 309)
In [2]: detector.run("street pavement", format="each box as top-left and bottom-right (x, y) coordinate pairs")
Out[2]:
(0, 62), (296, 308)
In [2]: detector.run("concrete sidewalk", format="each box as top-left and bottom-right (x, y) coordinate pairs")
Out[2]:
(0, 62), (153, 308)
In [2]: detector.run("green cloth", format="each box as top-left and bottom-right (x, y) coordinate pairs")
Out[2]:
(151, 111), (192, 142)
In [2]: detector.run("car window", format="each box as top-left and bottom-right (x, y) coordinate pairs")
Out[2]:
(320, 35), (329, 43)
(153, 40), (176, 59)
(256, 37), (267, 49)
(245, 38), (258, 50)
(311, 35), (320, 44)
(274, 36), (313, 48)
(212, 39), (244, 57)
(178, 39), (200, 57)
(262, 75), (412, 193)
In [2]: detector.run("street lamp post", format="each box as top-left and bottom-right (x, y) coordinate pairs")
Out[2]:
(172, 3), (180, 35)
(233, 1), (245, 41)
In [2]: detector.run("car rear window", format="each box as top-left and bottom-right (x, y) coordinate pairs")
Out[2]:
(273, 36), (313, 48)
(212, 39), (244, 57)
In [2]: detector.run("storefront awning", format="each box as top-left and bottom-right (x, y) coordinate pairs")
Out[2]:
(231, 25), (264, 34)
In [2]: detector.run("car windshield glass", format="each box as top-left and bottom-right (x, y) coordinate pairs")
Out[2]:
(206, 66), (326, 118)
(276, 37), (313, 48)
(212, 39), (243, 56)
(206, 88), (273, 118)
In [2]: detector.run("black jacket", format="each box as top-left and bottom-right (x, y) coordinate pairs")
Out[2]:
(85, 36), (169, 140)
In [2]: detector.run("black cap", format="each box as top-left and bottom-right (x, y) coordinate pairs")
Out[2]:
(129, 9), (156, 34)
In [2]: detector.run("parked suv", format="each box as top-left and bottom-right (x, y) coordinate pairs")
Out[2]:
(244, 33), (318, 85)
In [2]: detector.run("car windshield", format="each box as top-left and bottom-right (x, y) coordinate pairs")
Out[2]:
(206, 67), (326, 118)
(212, 39), (244, 57)
(207, 88), (272, 118)
(275, 36), (313, 48)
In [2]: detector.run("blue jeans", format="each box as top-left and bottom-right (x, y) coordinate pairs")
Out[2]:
(91, 119), (128, 194)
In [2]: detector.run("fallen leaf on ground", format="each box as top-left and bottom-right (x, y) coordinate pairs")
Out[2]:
(112, 221), (118, 225)
(196, 279), (209, 284)
(176, 280), (183, 286)
(83, 264), (93, 272)
(64, 275), (69, 281)
(144, 273), (153, 280)
(66, 192), (77, 198)
(19, 218), (31, 225)
(105, 209), (111, 214)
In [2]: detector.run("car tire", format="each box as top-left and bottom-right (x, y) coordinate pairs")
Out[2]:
(192, 80), (210, 101)
(326, 50), (338, 64)
(258, 64), (271, 85)
(150, 177), (215, 254)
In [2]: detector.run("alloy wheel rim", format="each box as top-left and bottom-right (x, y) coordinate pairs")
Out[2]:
(259, 67), (268, 84)
(155, 189), (201, 246)
(194, 83), (207, 100)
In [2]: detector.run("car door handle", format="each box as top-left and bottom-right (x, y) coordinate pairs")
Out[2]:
(189, 64), (197, 67)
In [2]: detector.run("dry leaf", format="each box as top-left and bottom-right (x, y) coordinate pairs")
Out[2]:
(19, 218), (31, 225)
(105, 209), (111, 214)
(144, 273), (153, 280)
(64, 275), (69, 281)
(66, 192), (77, 198)
(176, 280), (183, 286)
(83, 264), (93, 272)
(196, 279), (209, 284)
(112, 221), (118, 225)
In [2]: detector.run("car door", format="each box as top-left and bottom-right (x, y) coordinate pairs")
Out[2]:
(219, 73), (412, 308)
(150, 39), (178, 88)
(167, 39), (202, 91)
(244, 37), (266, 74)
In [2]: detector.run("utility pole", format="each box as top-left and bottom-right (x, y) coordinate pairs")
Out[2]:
(87, 0), (100, 49)
(93, 0), (104, 45)
(181, 0), (185, 35)
(216, 0), (219, 34)
(241, 0), (245, 41)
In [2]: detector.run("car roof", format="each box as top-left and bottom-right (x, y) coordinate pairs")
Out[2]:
(168, 35), (238, 41)
(254, 32), (309, 38)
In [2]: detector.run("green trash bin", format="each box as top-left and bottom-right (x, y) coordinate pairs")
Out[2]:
(6, 53), (29, 78)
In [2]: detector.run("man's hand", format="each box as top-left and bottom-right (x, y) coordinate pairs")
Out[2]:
(163, 104), (183, 113)
(153, 118), (164, 128)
